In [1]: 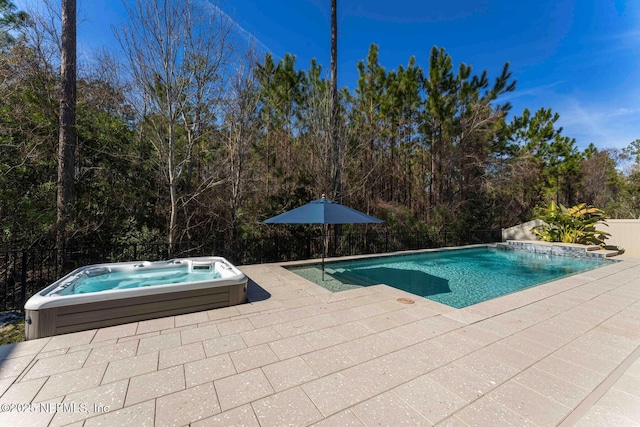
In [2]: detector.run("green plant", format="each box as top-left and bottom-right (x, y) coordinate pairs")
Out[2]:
(0, 319), (24, 345)
(532, 202), (610, 245)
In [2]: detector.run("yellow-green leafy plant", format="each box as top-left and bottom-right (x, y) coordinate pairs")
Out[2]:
(532, 202), (610, 245)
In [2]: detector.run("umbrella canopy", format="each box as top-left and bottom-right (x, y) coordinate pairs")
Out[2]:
(264, 195), (383, 225)
(264, 195), (383, 279)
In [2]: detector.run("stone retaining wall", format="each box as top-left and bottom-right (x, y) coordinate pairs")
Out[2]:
(500, 240), (614, 259)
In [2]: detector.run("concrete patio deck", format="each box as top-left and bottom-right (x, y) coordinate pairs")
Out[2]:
(0, 250), (639, 426)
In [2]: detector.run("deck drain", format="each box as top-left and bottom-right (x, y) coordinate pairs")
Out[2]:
(397, 297), (415, 304)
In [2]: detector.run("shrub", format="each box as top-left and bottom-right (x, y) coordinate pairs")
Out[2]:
(532, 202), (610, 245)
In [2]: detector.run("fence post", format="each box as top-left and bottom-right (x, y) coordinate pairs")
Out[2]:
(20, 250), (27, 311)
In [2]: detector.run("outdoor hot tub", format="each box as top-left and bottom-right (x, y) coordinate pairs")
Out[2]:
(24, 257), (247, 340)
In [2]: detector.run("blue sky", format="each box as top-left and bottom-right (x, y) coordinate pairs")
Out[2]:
(16, 0), (640, 151)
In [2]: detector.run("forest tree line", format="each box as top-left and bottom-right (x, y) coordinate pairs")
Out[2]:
(1, 0), (639, 252)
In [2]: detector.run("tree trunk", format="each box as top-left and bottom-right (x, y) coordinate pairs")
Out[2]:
(168, 122), (177, 253)
(429, 130), (437, 220)
(57, 0), (76, 264)
(330, 0), (341, 200)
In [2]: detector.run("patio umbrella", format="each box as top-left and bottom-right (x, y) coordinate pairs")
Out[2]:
(264, 195), (384, 279)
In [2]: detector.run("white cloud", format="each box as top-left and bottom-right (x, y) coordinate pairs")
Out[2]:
(500, 81), (565, 103)
(206, 1), (274, 57)
(556, 98), (640, 150)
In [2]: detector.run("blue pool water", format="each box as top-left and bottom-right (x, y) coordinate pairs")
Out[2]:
(56, 267), (222, 296)
(288, 247), (609, 308)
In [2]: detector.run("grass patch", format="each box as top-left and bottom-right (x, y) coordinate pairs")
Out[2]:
(0, 320), (25, 345)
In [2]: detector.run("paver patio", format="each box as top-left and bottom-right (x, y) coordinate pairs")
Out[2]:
(0, 248), (639, 426)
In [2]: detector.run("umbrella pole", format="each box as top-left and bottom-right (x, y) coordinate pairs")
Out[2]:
(322, 223), (327, 280)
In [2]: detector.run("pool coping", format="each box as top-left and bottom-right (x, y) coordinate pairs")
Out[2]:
(0, 247), (638, 426)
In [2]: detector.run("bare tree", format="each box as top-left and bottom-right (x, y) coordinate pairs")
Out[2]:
(298, 70), (361, 205)
(301, 71), (333, 194)
(118, 0), (235, 248)
(220, 50), (260, 242)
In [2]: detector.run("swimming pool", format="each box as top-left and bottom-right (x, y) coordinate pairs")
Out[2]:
(287, 246), (610, 308)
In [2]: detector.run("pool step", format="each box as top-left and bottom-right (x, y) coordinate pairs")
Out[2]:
(586, 245), (625, 257)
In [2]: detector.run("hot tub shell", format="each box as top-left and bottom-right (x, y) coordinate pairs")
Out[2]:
(24, 257), (247, 340)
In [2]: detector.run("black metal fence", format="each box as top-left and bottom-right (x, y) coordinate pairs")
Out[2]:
(0, 229), (501, 311)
